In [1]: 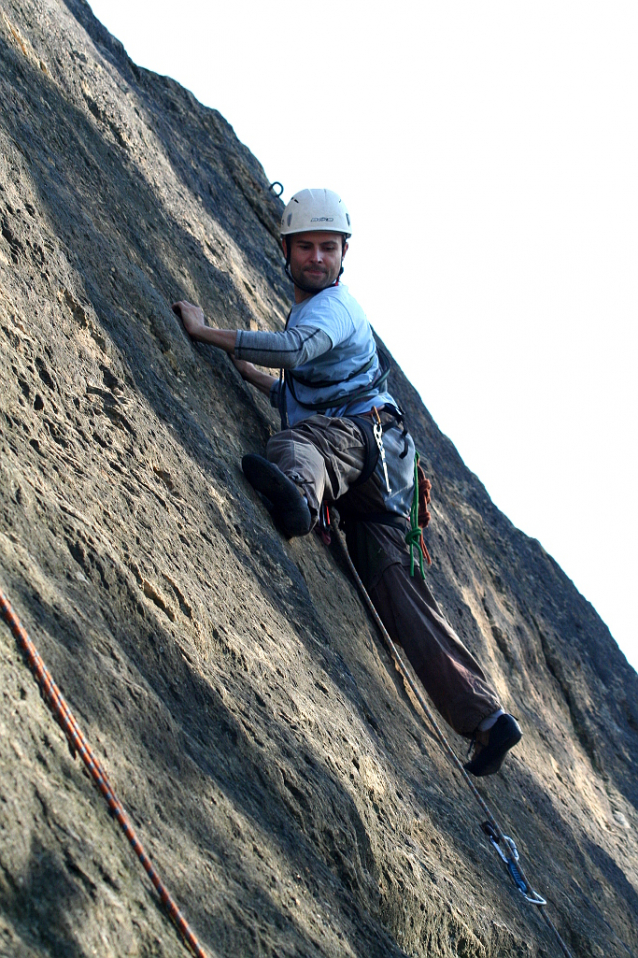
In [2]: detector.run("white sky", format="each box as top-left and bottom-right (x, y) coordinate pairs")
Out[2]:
(88, 0), (638, 671)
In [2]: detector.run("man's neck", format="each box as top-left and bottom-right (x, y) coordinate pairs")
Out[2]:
(294, 287), (316, 304)
(294, 281), (341, 304)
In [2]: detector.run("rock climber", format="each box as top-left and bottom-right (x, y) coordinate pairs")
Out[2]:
(172, 188), (521, 777)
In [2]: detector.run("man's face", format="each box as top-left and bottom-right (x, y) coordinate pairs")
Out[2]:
(285, 231), (348, 296)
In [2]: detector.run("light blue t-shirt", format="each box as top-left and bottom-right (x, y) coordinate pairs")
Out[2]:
(278, 284), (397, 427)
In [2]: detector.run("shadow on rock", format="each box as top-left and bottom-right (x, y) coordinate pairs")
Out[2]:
(2, 836), (86, 957)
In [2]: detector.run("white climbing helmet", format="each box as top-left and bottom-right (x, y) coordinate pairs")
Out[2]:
(280, 189), (352, 239)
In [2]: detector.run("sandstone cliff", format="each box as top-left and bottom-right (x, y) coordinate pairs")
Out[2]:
(1, 2), (637, 957)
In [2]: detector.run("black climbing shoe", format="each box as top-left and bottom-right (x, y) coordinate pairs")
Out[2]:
(464, 714), (522, 777)
(242, 454), (312, 538)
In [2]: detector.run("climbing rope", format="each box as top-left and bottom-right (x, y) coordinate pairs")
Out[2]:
(0, 587), (209, 958)
(332, 530), (574, 958)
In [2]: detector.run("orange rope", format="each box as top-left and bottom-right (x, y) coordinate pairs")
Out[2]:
(417, 465), (432, 566)
(0, 587), (209, 958)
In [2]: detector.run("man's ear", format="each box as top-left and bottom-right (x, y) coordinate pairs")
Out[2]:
(342, 240), (349, 259)
(282, 237), (288, 260)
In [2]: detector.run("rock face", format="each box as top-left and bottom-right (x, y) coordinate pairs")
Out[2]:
(1, 2), (637, 956)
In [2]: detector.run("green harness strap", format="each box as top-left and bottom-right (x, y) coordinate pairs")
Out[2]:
(405, 452), (426, 579)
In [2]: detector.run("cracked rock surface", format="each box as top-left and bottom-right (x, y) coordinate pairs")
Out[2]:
(1, 2), (637, 956)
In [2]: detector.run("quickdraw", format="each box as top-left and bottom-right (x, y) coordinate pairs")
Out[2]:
(481, 822), (547, 906)
(371, 406), (392, 494)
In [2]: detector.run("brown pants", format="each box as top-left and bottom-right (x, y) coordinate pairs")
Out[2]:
(266, 415), (502, 737)
(267, 416), (366, 522)
(368, 561), (501, 736)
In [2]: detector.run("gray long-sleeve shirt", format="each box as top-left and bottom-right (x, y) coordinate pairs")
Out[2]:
(234, 325), (332, 369)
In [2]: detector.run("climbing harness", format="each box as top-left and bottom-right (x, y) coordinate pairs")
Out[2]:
(330, 531), (574, 958)
(282, 345), (391, 415)
(346, 413), (382, 489)
(0, 587), (209, 958)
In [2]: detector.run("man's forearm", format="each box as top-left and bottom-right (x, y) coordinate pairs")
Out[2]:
(234, 361), (278, 396)
(190, 327), (238, 352)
